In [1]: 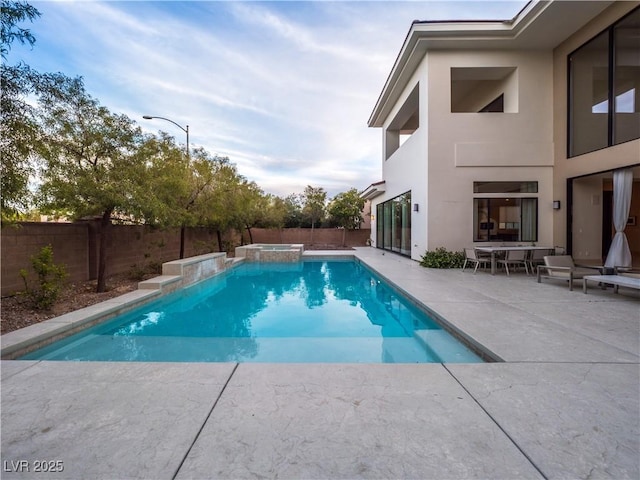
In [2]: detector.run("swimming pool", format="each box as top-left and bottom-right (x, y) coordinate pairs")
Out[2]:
(21, 260), (483, 363)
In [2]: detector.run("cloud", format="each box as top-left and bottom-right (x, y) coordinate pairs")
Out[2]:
(20, 0), (526, 198)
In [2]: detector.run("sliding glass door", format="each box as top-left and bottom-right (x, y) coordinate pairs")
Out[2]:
(376, 191), (412, 256)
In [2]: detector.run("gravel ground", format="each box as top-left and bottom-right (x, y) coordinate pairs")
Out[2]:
(1, 274), (140, 335)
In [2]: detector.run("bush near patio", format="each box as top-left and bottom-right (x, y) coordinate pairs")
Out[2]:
(420, 247), (465, 269)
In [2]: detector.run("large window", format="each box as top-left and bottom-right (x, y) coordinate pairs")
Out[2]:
(473, 198), (538, 242)
(569, 7), (640, 157)
(473, 181), (538, 242)
(376, 192), (411, 256)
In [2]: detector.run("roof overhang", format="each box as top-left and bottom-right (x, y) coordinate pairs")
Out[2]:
(368, 0), (615, 128)
(360, 181), (386, 201)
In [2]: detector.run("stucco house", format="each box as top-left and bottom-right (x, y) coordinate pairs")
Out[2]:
(363, 0), (639, 266)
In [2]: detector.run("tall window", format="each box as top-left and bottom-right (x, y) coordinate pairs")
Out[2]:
(473, 181), (538, 242)
(376, 192), (411, 256)
(569, 7), (640, 157)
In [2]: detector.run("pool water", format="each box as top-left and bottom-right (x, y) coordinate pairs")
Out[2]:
(21, 261), (483, 363)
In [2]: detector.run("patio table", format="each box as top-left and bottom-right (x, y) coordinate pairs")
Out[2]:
(475, 246), (554, 275)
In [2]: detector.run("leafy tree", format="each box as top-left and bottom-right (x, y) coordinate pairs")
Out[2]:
(1, 64), (41, 221)
(136, 133), (212, 258)
(36, 75), (147, 292)
(232, 179), (267, 244)
(327, 188), (365, 245)
(282, 193), (303, 227)
(260, 194), (287, 230)
(301, 185), (326, 243)
(1, 1), (41, 221)
(1, 0), (40, 60)
(190, 153), (238, 252)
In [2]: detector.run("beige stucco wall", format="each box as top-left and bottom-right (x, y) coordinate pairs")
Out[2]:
(552, 1), (640, 257)
(372, 59), (429, 259)
(373, 48), (557, 258)
(425, 50), (555, 253)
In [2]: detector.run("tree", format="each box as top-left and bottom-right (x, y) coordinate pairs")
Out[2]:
(1, 64), (41, 221)
(282, 193), (303, 227)
(36, 75), (147, 292)
(136, 135), (216, 259)
(232, 179), (267, 244)
(189, 153), (238, 252)
(327, 188), (365, 245)
(301, 185), (327, 244)
(261, 194), (287, 230)
(1, 1), (41, 221)
(1, 0), (40, 60)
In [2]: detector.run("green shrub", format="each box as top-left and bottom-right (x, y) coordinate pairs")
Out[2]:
(419, 247), (465, 269)
(20, 245), (68, 310)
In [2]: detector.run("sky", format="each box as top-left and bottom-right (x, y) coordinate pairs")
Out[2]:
(7, 0), (527, 198)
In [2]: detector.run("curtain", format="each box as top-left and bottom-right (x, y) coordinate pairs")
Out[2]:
(604, 168), (633, 268)
(520, 198), (537, 242)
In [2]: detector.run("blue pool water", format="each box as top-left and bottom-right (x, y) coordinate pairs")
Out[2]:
(21, 261), (483, 363)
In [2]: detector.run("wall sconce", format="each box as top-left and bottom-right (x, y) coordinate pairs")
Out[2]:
(552, 200), (561, 210)
(413, 203), (419, 212)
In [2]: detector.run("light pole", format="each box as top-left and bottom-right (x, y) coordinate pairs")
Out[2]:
(142, 115), (189, 158)
(143, 115), (191, 259)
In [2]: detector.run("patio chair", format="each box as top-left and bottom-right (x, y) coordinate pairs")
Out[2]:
(497, 249), (530, 276)
(462, 248), (490, 273)
(537, 255), (599, 291)
(527, 248), (554, 272)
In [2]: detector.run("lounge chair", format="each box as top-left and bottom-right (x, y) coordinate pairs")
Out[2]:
(462, 248), (490, 273)
(536, 255), (600, 291)
(583, 274), (640, 294)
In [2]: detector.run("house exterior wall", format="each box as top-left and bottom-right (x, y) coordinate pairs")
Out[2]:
(371, 61), (429, 259)
(426, 50), (554, 253)
(552, 1), (640, 259)
(372, 49), (555, 259)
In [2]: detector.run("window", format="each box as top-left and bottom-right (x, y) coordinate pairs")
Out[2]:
(474, 198), (538, 242)
(473, 181), (538, 242)
(473, 181), (538, 194)
(376, 192), (412, 256)
(569, 7), (640, 157)
(451, 67), (518, 113)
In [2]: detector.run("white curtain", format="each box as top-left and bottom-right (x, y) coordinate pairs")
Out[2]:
(604, 168), (633, 268)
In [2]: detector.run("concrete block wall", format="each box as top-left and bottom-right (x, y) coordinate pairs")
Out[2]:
(1, 223), (371, 296)
(1, 222), (89, 296)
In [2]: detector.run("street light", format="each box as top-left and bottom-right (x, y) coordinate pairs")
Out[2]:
(142, 115), (191, 259)
(142, 115), (189, 158)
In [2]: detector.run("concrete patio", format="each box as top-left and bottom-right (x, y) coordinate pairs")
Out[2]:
(1, 247), (638, 479)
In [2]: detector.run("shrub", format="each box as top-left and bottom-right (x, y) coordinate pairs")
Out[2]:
(20, 245), (68, 310)
(419, 247), (465, 269)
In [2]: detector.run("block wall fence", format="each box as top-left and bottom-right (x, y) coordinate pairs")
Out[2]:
(1, 222), (371, 296)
